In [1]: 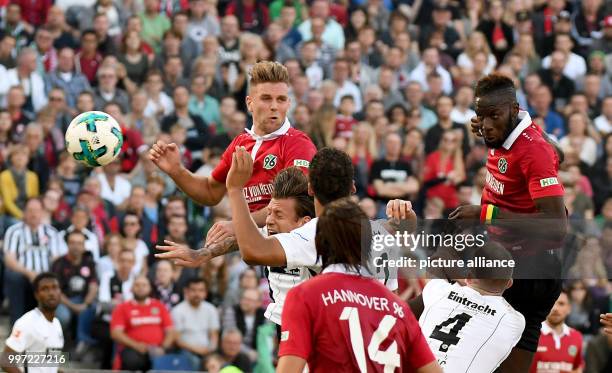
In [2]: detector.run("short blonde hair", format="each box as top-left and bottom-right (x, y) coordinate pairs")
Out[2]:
(249, 61), (290, 86)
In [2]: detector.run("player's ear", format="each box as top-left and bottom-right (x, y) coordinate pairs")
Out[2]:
(351, 181), (357, 195)
(506, 278), (513, 290)
(307, 182), (314, 197)
(246, 95), (253, 113)
(511, 101), (519, 117)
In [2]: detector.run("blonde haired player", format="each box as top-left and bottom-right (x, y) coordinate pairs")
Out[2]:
(149, 61), (317, 231)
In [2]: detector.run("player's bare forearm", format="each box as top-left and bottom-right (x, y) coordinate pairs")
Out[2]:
(494, 196), (568, 241)
(277, 356), (307, 373)
(2, 346), (23, 373)
(227, 188), (286, 266)
(205, 237), (239, 258)
(169, 168), (226, 206)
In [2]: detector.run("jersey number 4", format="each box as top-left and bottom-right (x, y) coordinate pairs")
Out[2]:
(429, 312), (473, 352)
(340, 306), (400, 373)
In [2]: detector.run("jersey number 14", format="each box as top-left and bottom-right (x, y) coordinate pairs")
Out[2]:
(340, 306), (400, 373)
(429, 312), (473, 352)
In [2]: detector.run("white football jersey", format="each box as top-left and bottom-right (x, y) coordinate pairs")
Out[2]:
(5, 308), (64, 373)
(275, 217), (399, 290)
(419, 280), (525, 373)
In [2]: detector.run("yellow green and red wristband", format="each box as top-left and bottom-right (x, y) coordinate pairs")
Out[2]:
(480, 204), (500, 224)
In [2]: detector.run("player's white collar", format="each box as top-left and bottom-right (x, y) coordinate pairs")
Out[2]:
(322, 263), (363, 276)
(502, 110), (532, 150)
(245, 117), (291, 141)
(541, 321), (570, 337)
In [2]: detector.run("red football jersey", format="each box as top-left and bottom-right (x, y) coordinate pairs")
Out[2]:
(529, 322), (583, 373)
(481, 111), (564, 213)
(279, 266), (436, 372)
(211, 120), (317, 212)
(110, 298), (173, 346)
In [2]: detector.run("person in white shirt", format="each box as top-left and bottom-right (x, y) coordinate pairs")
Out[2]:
(541, 34), (587, 81)
(97, 158), (132, 207)
(409, 47), (453, 95)
(594, 96), (612, 135)
(450, 86), (477, 127)
(418, 243), (525, 373)
(2, 272), (64, 373)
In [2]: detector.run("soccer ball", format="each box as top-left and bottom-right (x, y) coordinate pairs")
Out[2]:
(65, 111), (123, 167)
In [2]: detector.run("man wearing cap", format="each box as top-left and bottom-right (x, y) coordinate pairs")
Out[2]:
(418, 3), (462, 59)
(538, 9), (573, 57)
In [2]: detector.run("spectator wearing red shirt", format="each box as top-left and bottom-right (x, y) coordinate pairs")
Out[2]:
(10, 0), (52, 27)
(104, 102), (148, 174)
(334, 95), (358, 139)
(423, 129), (466, 211)
(530, 290), (584, 373)
(76, 30), (103, 85)
(111, 275), (176, 371)
(224, 0), (270, 34)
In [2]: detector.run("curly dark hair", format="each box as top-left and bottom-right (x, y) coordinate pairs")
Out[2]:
(309, 148), (354, 205)
(474, 73), (516, 101)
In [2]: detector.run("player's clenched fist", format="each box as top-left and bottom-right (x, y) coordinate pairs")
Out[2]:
(226, 146), (254, 190)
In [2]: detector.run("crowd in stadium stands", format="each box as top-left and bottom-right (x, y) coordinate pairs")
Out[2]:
(0, 0), (611, 371)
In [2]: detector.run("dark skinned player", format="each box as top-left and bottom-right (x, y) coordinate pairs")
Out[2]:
(409, 74), (568, 373)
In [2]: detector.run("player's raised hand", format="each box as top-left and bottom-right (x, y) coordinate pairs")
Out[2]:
(600, 313), (612, 335)
(206, 220), (235, 245)
(155, 240), (209, 268)
(386, 199), (414, 221)
(470, 116), (483, 137)
(226, 146), (253, 190)
(149, 140), (183, 176)
(449, 204), (481, 220)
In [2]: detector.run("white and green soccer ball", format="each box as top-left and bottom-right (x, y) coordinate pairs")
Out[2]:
(65, 111), (123, 167)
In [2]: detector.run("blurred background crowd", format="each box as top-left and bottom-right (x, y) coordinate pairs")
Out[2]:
(0, 0), (611, 371)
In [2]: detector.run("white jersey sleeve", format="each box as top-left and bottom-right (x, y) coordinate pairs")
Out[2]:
(419, 281), (525, 373)
(275, 218), (318, 270)
(5, 316), (31, 352)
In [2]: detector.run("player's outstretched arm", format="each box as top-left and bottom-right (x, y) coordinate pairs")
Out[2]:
(226, 147), (287, 266)
(155, 238), (239, 267)
(382, 199), (418, 234)
(149, 140), (226, 206)
(276, 356), (307, 373)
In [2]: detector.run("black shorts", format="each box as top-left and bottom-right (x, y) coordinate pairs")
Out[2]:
(502, 279), (563, 352)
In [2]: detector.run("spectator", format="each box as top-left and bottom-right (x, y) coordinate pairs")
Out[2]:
(151, 259), (182, 310)
(400, 128), (425, 178)
(222, 288), (265, 362)
(1, 4), (33, 52)
(0, 146), (39, 220)
(542, 33), (588, 81)
(476, 0), (514, 64)
(297, 0), (344, 51)
(6, 48), (48, 113)
(419, 3), (462, 59)
(0, 34), (17, 69)
(3, 198), (64, 325)
(423, 129), (466, 211)
(425, 96), (470, 155)
(46, 47), (91, 109)
(47, 87), (72, 131)
(161, 52), (189, 96)
(219, 328), (253, 372)
(125, 90), (160, 146)
(409, 47), (453, 96)
(45, 6), (79, 50)
(200, 256), (229, 307)
(93, 65), (130, 113)
(173, 277), (221, 370)
(51, 230), (98, 336)
(161, 84), (210, 156)
(110, 275), (176, 371)
(186, 0), (220, 44)
(225, 0), (269, 34)
(346, 121), (377, 197)
(594, 96), (612, 135)
(59, 206), (101, 261)
(119, 211), (150, 276)
(117, 30), (150, 87)
(97, 232), (122, 281)
(23, 123), (50, 193)
(91, 12), (118, 56)
(97, 158), (132, 207)
(584, 331), (612, 373)
(530, 290), (584, 372)
(368, 132), (419, 211)
(538, 50), (576, 109)
(571, 0), (606, 56)
(76, 30), (103, 85)
(265, 22), (295, 63)
(566, 280), (606, 337)
(144, 69), (175, 119)
(529, 85), (566, 138)
(31, 26), (57, 75)
(559, 112), (598, 167)
(189, 75), (222, 131)
(122, 185), (157, 249)
(218, 15), (241, 64)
